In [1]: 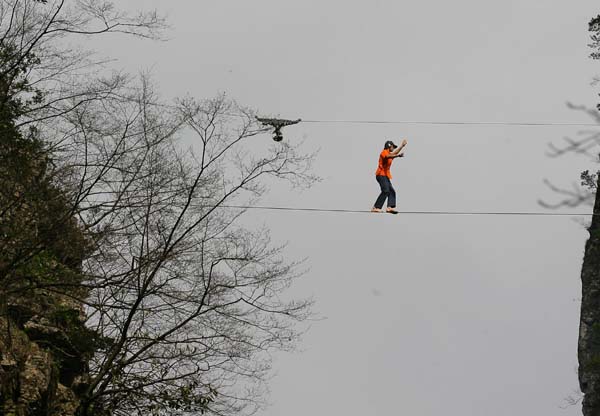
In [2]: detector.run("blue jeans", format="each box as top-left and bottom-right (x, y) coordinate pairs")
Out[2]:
(374, 175), (396, 209)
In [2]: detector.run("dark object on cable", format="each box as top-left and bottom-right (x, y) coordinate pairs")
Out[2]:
(256, 117), (301, 141)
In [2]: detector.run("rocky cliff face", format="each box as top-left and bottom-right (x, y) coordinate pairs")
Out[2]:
(578, 15), (600, 416)
(0, 33), (97, 415)
(578, 211), (600, 415)
(0, 290), (92, 416)
(0, 109), (95, 415)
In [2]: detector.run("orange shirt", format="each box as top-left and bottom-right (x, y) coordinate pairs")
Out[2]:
(375, 149), (394, 178)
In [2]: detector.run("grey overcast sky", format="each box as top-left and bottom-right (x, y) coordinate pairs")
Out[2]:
(95, 1), (599, 415)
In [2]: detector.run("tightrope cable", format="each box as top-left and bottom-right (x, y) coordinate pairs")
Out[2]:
(301, 119), (600, 128)
(217, 205), (594, 217)
(150, 103), (600, 128)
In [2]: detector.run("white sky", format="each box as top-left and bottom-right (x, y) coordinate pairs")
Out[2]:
(96, 1), (600, 415)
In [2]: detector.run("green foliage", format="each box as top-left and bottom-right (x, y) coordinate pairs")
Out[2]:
(581, 169), (598, 190)
(590, 323), (600, 352)
(590, 15), (600, 112)
(14, 251), (68, 284)
(0, 44), (43, 120)
(50, 306), (81, 327)
(581, 323), (600, 373)
(50, 304), (113, 354)
(149, 384), (218, 415)
(590, 15), (600, 60)
(583, 355), (600, 372)
(0, 77), (89, 290)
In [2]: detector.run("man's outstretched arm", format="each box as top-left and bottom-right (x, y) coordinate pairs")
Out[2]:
(390, 139), (408, 157)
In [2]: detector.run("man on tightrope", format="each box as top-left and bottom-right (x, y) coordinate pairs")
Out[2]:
(372, 139), (407, 214)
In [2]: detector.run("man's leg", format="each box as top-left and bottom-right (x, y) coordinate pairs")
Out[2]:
(388, 181), (396, 208)
(373, 175), (390, 209)
(383, 178), (398, 213)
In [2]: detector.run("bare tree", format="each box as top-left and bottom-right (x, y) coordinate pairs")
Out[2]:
(0, 0), (166, 282)
(539, 103), (600, 211)
(0, 0), (166, 131)
(1, 2), (319, 415)
(60, 80), (317, 416)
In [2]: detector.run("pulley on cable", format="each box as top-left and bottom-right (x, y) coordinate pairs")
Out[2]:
(256, 117), (301, 141)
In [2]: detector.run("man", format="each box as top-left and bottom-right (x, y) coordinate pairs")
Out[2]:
(372, 139), (407, 214)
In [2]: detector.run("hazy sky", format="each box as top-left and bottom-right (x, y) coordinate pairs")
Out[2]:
(96, 1), (600, 415)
